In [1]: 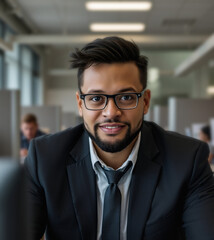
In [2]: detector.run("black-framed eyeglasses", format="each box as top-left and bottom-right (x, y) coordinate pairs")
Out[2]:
(80, 90), (145, 111)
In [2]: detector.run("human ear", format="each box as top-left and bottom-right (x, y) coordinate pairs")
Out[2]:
(143, 89), (151, 114)
(76, 91), (83, 117)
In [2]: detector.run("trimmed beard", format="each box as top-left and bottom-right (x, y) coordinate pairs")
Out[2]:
(84, 119), (143, 153)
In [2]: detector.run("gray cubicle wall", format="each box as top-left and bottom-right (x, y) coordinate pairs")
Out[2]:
(0, 90), (20, 159)
(21, 106), (62, 134)
(168, 97), (214, 135)
(62, 112), (77, 129)
(153, 105), (168, 129)
(144, 109), (153, 122)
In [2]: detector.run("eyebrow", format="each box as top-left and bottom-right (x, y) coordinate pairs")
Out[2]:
(86, 87), (138, 94)
(87, 90), (105, 94)
(119, 88), (138, 93)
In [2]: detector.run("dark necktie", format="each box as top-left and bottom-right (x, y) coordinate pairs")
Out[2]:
(101, 161), (132, 240)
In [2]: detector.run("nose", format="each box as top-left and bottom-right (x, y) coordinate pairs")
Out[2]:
(102, 98), (122, 118)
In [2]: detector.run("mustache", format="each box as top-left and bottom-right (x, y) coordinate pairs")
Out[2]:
(95, 119), (130, 126)
(94, 119), (130, 133)
(99, 118), (120, 123)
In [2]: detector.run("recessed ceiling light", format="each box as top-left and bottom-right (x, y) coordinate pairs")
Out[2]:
(207, 86), (214, 95)
(86, 1), (152, 11)
(90, 23), (145, 32)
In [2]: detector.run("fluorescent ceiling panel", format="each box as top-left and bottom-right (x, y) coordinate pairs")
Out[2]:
(90, 23), (145, 32)
(86, 1), (152, 11)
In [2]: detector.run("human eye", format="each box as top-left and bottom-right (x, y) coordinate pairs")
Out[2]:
(88, 95), (105, 104)
(86, 95), (106, 106)
(120, 94), (135, 101)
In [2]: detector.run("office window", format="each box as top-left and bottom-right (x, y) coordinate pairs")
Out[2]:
(0, 19), (42, 104)
(5, 43), (19, 89)
(32, 52), (43, 105)
(20, 46), (33, 106)
(4, 24), (20, 90)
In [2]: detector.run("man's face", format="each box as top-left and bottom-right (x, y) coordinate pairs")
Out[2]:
(76, 62), (151, 153)
(21, 122), (38, 140)
(199, 131), (209, 143)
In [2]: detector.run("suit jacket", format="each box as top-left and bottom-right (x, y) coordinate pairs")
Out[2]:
(25, 121), (214, 240)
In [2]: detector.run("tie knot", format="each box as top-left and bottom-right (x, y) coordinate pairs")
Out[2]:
(102, 161), (132, 185)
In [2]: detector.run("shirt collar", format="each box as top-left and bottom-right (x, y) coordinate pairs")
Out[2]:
(89, 132), (141, 172)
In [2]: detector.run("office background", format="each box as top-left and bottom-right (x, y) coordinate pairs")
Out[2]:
(0, 0), (214, 158)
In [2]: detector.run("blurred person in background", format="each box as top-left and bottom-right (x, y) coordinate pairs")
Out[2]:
(20, 113), (45, 158)
(199, 125), (214, 164)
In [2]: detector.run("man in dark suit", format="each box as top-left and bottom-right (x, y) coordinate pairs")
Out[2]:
(25, 36), (214, 240)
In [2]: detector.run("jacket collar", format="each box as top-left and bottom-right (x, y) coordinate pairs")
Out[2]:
(67, 130), (97, 240)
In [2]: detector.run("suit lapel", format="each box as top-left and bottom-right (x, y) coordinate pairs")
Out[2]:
(67, 131), (97, 240)
(127, 123), (162, 240)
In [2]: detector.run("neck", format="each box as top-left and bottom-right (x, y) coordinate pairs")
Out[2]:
(93, 137), (138, 170)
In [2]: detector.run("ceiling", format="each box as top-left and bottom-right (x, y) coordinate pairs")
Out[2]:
(8, 0), (213, 36)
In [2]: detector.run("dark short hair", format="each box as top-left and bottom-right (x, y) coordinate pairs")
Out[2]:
(21, 113), (38, 124)
(201, 125), (211, 140)
(70, 36), (148, 92)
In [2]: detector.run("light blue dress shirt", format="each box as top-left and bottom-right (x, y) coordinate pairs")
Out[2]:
(89, 133), (141, 240)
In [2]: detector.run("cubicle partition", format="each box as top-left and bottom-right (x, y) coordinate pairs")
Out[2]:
(168, 97), (214, 135)
(144, 109), (153, 122)
(0, 90), (20, 159)
(21, 106), (62, 134)
(62, 112), (77, 129)
(153, 105), (168, 129)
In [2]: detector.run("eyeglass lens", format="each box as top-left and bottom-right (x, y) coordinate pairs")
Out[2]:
(84, 93), (138, 110)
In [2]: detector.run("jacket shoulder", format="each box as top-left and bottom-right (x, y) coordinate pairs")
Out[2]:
(32, 123), (85, 152)
(144, 121), (209, 154)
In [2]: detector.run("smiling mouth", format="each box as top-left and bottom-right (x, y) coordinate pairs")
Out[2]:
(103, 125), (121, 129)
(99, 124), (125, 134)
